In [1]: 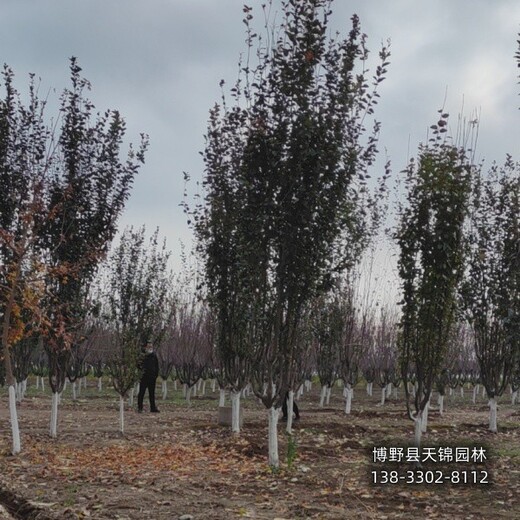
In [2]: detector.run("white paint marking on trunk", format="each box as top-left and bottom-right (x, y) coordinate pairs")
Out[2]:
(268, 406), (279, 468)
(9, 385), (21, 454)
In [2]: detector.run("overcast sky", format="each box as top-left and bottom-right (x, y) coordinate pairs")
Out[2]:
(1, 0), (519, 300)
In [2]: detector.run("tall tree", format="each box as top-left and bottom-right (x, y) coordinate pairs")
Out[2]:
(190, 0), (389, 467)
(460, 158), (519, 432)
(42, 59), (147, 438)
(0, 59), (148, 448)
(103, 226), (172, 434)
(397, 113), (473, 447)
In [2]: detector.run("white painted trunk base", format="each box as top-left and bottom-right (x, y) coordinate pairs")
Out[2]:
(489, 398), (498, 433)
(286, 390), (294, 433)
(439, 395), (444, 415)
(9, 385), (21, 454)
(231, 391), (241, 433)
(162, 379), (168, 400)
(119, 396), (125, 434)
(421, 401), (429, 433)
(319, 386), (327, 407)
(98, 377), (103, 391)
(325, 386), (331, 405)
(268, 407), (279, 468)
(414, 412), (423, 448)
(380, 386), (386, 406)
(50, 392), (59, 438)
(344, 385), (352, 414)
(219, 388), (226, 407)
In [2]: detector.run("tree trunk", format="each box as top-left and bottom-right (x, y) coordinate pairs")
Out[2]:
(231, 390), (241, 434)
(326, 386), (331, 405)
(8, 385), (21, 454)
(201, 380), (206, 396)
(439, 394), (444, 415)
(119, 396), (125, 435)
(1, 263), (22, 454)
(512, 390), (518, 406)
(414, 411), (423, 448)
(319, 385), (327, 407)
(186, 385), (192, 406)
(344, 385), (352, 415)
(421, 400), (429, 433)
(286, 390), (294, 433)
(211, 379), (216, 392)
(98, 377), (102, 392)
(489, 398), (498, 433)
(72, 381), (77, 401)
(162, 379), (168, 400)
(268, 407), (279, 468)
(219, 388), (226, 407)
(472, 385), (478, 404)
(50, 392), (59, 438)
(386, 383), (392, 398)
(380, 386), (386, 406)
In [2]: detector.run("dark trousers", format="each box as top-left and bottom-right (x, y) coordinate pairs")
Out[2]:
(282, 393), (300, 419)
(138, 378), (157, 411)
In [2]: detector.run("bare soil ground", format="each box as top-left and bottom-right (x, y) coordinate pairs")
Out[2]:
(1, 381), (519, 519)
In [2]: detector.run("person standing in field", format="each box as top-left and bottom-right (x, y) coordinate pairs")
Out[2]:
(137, 343), (160, 413)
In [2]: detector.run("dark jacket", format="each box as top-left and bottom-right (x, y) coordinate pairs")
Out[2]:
(140, 352), (159, 381)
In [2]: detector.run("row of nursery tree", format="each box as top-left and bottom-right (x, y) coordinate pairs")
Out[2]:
(1, 1), (519, 468)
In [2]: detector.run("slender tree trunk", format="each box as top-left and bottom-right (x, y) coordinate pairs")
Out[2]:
(72, 381), (77, 401)
(439, 394), (444, 415)
(512, 390), (518, 406)
(286, 390), (294, 433)
(50, 392), (59, 438)
(231, 390), (241, 434)
(162, 379), (168, 400)
(460, 386), (464, 398)
(344, 384), (352, 414)
(119, 396), (125, 435)
(380, 386), (386, 406)
(414, 411), (423, 448)
(472, 385), (478, 404)
(9, 386), (21, 454)
(1, 263), (22, 454)
(211, 379), (216, 392)
(268, 407), (279, 468)
(386, 383), (392, 398)
(319, 385), (327, 407)
(201, 380), (206, 396)
(326, 386), (331, 405)
(489, 398), (498, 433)
(186, 385), (192, 406)
(98, 377), (102, 391)
(421, 400), (429, 433)
(219, 388), (226, 407)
